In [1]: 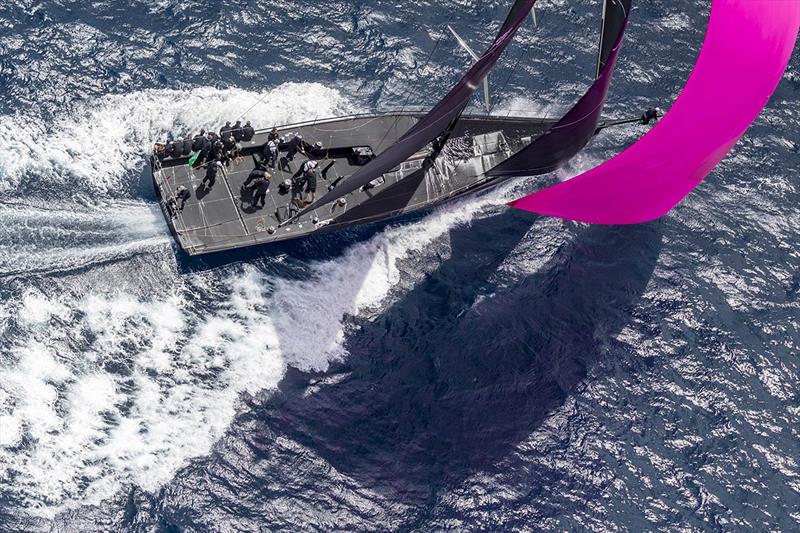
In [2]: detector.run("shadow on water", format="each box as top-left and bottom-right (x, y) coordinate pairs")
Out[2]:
(234, 213), (664, 507)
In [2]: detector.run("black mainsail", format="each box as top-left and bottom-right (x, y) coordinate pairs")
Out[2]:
(485, 0), (632, 178)
(288, 0), (538, 222)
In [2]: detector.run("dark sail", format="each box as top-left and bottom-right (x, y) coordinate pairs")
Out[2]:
(597, 0), (630, 78)
(290, 0), (538, 221)
(486, 0), (632, 179)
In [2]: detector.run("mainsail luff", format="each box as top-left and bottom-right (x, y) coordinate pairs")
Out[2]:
(486, 0), (632, 179)
(289, 0), (538, 222)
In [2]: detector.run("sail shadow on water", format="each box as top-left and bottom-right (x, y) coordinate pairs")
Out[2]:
(152, 214), (663, 525)
(266, 221), (662, 500)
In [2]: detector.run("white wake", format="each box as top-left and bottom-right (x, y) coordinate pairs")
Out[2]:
(0, 84), (568, 516)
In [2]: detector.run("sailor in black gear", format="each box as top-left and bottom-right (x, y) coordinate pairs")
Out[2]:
(192, 132), (205, 152)
(246, 171), (271, 209)
(252, 174), (271, 209)
(166, 140), (180, 159)
(203, 160), (223, 188)
(223, 134), (237, 154)
(200, 134), (213, 162)
(177, 138), (188, 158)
(309, 141), (326, 158)
(220, 121), (232, 140)
(212, 139), (226, 161)
(232, 121), (244, 142)
(154, 143), (168, 160)
(641, 107), (661, 125)
(291, 172), (307, 207)
(244, 168), (266, 187)
(182, 136), (193, 156)
(286, 134), (305, 161)
(242, 121), (255, 142)
(267, 127), (279, 143)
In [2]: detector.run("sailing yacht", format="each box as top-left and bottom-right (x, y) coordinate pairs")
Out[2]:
(151, 0), (635, 256)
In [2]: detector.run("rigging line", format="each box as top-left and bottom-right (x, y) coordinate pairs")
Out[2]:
(500, 25), (536, 119)
(237, 89), (273, 122)
(373, 14), (454, 155)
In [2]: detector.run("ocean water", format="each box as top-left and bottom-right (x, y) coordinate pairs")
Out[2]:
(0, 0), (798, 531)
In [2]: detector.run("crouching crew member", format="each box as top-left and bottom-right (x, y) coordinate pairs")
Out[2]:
(222, 134), (240, 164)
(309, 141), (326, 158)
(248, 171), (272, 210)
(286, 133), (305, 161)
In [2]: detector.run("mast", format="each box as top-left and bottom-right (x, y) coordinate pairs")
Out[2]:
(286, 0), (538, 224)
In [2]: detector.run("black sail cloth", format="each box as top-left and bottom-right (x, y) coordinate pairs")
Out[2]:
(289, 0), (538, 222)
(486, 0), (633, 178)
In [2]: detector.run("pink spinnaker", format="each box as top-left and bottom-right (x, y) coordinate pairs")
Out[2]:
(509, 0), (800, 224)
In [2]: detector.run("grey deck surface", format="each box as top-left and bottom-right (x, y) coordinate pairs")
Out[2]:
(153, 113), (554, 255)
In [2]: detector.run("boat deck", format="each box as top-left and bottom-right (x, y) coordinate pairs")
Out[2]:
(153, 113), (556, 255)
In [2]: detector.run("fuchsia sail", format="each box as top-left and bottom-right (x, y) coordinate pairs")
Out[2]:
(509, 0), (800, 224)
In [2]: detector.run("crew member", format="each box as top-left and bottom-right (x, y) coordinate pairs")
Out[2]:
(291, 173), (307, 207)
(641, 107), (661, 125)
(262, 138), (278, 169)
(220, 121), (233, 140)
(267, 127), (279, 143)
(199, 133), (214, 164)
(192, 130), (205, 152)
(244, 168), (268, 188)
(304, 164), (318, 205)
(175, 185), (191, 211)
(212, 139), (226, 162)
(242, 121), (255, 142)
(232, 120), (244, 142)
(250, 172), (272, 210)
(309, 141), (326, 158)
(203, 160), (224, 189)
(286, 133), (305, 161)
(293, 158), (318, 179)
(223, 134), (237, 155)
(166, 139), (179, 159)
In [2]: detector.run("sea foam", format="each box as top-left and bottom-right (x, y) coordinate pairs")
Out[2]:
(0, 85), (556, 516)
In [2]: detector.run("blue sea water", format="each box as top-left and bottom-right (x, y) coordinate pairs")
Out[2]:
(0, 0), (799, 531)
